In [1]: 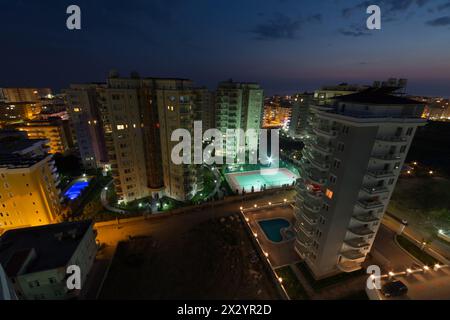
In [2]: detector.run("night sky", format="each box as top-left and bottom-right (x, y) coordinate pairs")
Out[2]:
(1, 0), (450, 96)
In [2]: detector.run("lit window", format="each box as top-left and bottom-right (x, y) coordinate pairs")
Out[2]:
(325, 189), (333, 199)
(116, 125), (125, 130)
(73, 107), (80, 112)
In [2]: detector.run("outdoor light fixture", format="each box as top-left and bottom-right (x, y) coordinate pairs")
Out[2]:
(240, 206), (243, 210)
(423, 266), (430, 271)
(284, 199), (287, 202)
(268, 202), (272, 205)
(253, 233), (258, 238)
(245, 217), (249, 222)
(389, 271), (395, 277)
(254, 204), (257, 208)
(406, 268), (412, 274)
(278, 277), (283, 283)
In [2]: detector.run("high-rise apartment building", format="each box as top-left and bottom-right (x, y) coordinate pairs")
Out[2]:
(65, 84), (108, 169)
(215, 80), (263, 159)
(155, 79), (203, 201)
(0, 88), (52, 103)
(0, 102), (42, 124)
(289, 93), (313, 138)
(99, 75), (164, 203)
(15, 119), (71, 154)
(293, 89), (425, 279)
(0, 138), (62, 233)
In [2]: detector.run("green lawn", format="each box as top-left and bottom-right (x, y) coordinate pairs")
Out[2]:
(275, 266), (309, 300)
(388, 176), (450, 238)
(396, 235), (439, 266)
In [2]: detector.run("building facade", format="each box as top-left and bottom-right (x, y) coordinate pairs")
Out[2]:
(65, 84), (109, 169)
(15, 119), (70, 154)
(0, 138), (62, 232)
(0, 220), (97, 300)
(215, 80), (263, 160)
(293, 90), (425, 279)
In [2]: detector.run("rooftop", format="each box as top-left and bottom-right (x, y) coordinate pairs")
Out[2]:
(335, 89), (422, 105)
(0, 137), (47, 156)
(0, 154), (48, 169)
(0, 221), (93, 277)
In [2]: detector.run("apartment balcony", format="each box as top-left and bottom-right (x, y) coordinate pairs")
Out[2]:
(303, 201), (321, 214)
(344, 237), (370, 249)
(376, 135), (408, 144)
(295, 230), (313, 247)
(307, 172), (327, 186)
(300, 209), (318, 225)
(313, 126), (337, 138)
(310, 140), (333, 155)
(295, 193), (305, 207)
(340, 250), (366, 261)
(348, 226), (375, 237)
(361, 185), (389, 195)
(294, 241), (310, 259)
(366, 169), (395, 179)
(352, 213), (380, 223)
(299, 187), (323, 202)
(294, 218), (315, 237)
(337, 260), (363, 273)
(370, 153), (402, 163)
(356, 198), (385, 210)
(304, 151), (330, 171)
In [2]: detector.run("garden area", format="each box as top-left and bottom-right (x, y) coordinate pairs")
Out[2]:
(396, 235), (439, 266)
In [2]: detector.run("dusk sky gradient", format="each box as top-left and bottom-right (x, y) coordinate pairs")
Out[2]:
(1, 0), (450, 96)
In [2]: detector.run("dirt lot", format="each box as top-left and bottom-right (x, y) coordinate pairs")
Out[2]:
(99, 215), (280, 299)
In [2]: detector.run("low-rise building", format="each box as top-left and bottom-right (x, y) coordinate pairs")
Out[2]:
(0, 220), (97, 300)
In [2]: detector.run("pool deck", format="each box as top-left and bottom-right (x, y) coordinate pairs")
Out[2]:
(243, 205), (300, 268)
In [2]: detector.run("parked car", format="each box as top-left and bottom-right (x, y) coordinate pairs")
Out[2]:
(381, 280), (408, 297)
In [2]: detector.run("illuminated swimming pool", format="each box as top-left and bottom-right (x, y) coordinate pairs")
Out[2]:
(64, 178), (91, 200)
(225, 167), (298, 194)
(258, 218), (291, 243)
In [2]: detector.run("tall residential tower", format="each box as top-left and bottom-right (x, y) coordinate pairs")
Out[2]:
(293, 89), (425, 279)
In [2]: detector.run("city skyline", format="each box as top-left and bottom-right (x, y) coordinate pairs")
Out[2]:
(1, 0), (450, 96)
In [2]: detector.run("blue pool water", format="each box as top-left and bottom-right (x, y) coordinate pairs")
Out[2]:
(258, 219), (290, 243)
(64, 179), (90, 200)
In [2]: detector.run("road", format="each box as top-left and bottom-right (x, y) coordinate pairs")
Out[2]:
(383, 214), (450, 264)
(372, 225), (418, 271)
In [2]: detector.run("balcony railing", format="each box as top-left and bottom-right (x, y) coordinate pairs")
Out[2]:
(340, 250), (366, 261)
(307, 172), (327, 185)
(361, 185), (389, 195)
(371, 154), (402, 162)
(376, 136), (407, 143)
(352, 213), (380, 223)
(313, 126), (338, 138)
(348, 226), (375, 236)
(344, 238), (370, 249)
(300, 208), (318, 225)
(366, 170), (395, 179)
(356, 199), (384, 210)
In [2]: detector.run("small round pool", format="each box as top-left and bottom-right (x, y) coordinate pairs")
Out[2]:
(258, 218), (291, 243)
